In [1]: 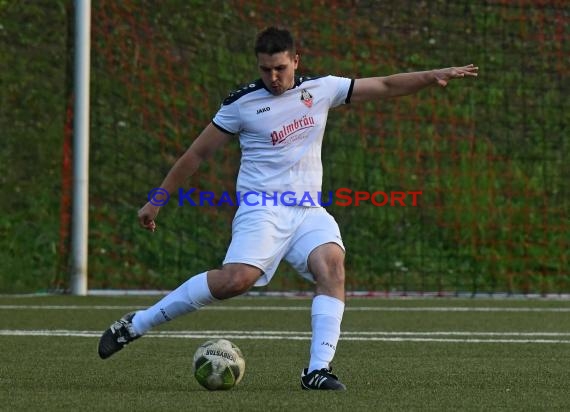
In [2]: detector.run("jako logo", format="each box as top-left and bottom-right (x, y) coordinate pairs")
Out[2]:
(257, 107), (270, 114)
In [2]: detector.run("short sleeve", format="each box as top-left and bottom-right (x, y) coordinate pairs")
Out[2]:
(324, 75), (354, 108)
(212, 100), (241, 135)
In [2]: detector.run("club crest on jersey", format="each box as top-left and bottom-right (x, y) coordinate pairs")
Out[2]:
(300, 89), (313, 108)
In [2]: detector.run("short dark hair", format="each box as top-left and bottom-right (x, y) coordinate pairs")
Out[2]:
(254, 26), (296, 56)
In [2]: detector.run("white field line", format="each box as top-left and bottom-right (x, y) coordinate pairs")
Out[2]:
(2, 304), (570, 312)
(1, 329), (570, 344)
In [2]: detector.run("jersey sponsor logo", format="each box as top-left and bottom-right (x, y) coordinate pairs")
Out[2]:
(300, 88), (313, 108)
(270, 115), (316, 145)
(256, 106), (270, 114)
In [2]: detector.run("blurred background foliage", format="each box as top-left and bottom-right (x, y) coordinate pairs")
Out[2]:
(0, 0), (567, 294)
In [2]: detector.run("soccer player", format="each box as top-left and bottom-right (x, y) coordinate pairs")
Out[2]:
(98, 26), (477, 390)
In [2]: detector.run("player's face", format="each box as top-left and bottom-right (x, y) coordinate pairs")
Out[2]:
(257, 51), (299, 96)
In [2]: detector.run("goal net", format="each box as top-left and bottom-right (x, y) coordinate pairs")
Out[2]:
(57, 0), (568, 295)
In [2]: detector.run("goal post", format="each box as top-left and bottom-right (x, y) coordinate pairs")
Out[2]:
(70, 0), (91, 295)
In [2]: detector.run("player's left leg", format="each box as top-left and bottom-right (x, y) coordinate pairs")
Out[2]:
(308, 242), (345, 301)
(285, 207), (347, 390)
(302, 243), (346, 390)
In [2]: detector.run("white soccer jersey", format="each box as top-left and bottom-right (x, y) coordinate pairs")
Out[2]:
(212, 75), (354, 206)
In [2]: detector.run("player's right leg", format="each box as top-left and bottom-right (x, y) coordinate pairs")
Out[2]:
(97, 264), (261, 359)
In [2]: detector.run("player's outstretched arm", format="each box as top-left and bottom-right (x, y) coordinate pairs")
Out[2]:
(138, 123), (232, 231)
(351, 64), (478, 103)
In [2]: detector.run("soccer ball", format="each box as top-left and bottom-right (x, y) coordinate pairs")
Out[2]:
(192, 339), (246, 390)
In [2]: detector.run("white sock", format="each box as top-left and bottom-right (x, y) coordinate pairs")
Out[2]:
(308, 295), (344, 373)
(132, 272), (216, 335)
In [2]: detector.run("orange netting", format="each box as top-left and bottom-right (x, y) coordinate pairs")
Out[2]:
(58, 0), (568, 294)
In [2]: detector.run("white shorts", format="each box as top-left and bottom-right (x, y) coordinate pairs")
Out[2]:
(223, 205), (345, 286)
